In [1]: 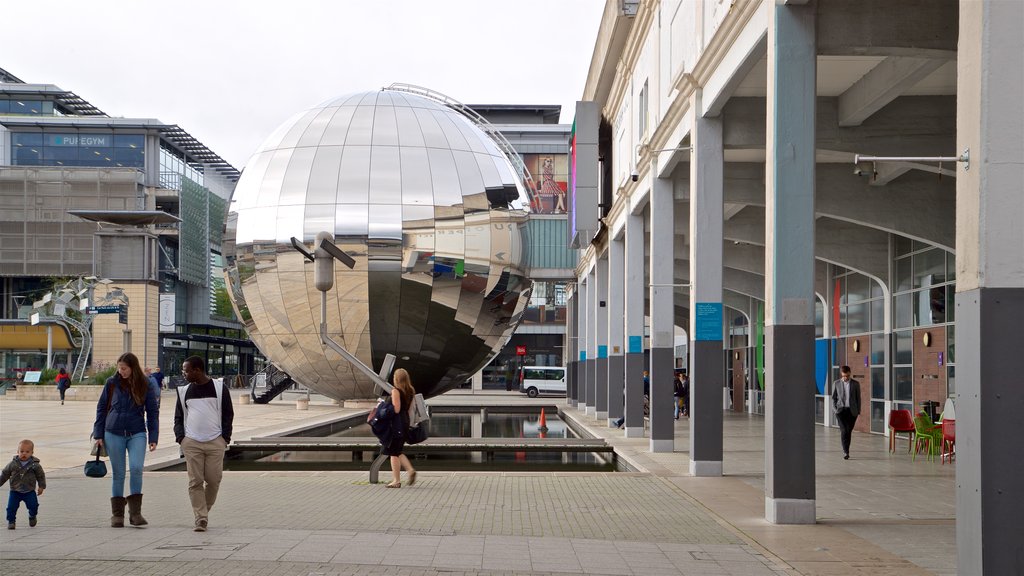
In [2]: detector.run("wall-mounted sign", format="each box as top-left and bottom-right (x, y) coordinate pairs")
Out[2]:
(159, 294), (176, 332)
(515, 345), (527, 356)
(694, 302), (723, 341)
(50, 134), (110, 147)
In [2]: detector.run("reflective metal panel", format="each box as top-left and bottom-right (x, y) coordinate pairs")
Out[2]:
(225, 89), (531, 399)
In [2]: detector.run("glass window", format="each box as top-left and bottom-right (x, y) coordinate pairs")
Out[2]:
(42, 146), (78, 166)
(895, 235), (913, 256)
(114, 147), (145, 167)
(871, 279), (884, 299)
(847, 274), (869, 303)
(11, 133), (43, 147)
(871, 401), (886, 433)
(893, 366), (913, 401)
(914, 248), (947, 289)
(946, 251), (956, 282)
(946, 286), (956, 323)
(12, 147), (42, 164)
(947, 365), (955, 396)
(12, 100), (42, 115)
(114, 134), (145, 148)
(41, 101), (54, 115)
(895, 331), (913, 364)
(837, 276), (847, 305)
(947, 324), (955, 364)
(915, 287), (946, 326)
(871, 332), (885, 365)
(870, 299), (884, 332)
(846, 302), (868, 334)
(871, 367), (885, 399)
(895, 257), (912, 292)
(0, 99), (9, 113)
(894, 293), (912, 329)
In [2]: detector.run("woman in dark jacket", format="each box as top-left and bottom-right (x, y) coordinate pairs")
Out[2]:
(54, 368), (71, 405)
(92, 352), (159, 527)
(382, 368), (417, 488)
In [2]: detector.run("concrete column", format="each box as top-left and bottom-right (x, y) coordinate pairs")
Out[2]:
(579, 276), (589, 410)
(764, 0), (816, 525)
(566, 291), (577, 406)
(689, 91), (725, 476)
(649, 164), (675, 452)
(586, 266), (598, 415)
(46, 326), (53, 369)
(624, 210), (646, 437)
(594, 256), (609, 419)
(607, 235), (625, 427)
(956, 1), (1024, 573)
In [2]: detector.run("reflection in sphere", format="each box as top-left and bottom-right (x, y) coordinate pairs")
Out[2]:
(224, 90), (532, 400)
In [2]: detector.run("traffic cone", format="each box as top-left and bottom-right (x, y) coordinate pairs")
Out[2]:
(538, 408), (548, 432)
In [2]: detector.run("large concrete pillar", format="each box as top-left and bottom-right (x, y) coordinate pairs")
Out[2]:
(566, 291), (578, 406)
(955, 1), (1024, 573)
(764, 0), (817, 524)
(586, 267), (597, 415)
(579, 275), (590, 410)
(624, 210), (646, 437)
(689, 92), (725, 476)
(607, 235), (625, 427)
(649, 165), (675, 452)
(595, 256), (609, 419)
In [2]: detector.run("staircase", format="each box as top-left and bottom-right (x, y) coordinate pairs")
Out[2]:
(250, 364), (296, 404)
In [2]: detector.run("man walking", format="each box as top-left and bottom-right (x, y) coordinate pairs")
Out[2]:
(174, 356), (234, 532)
(831, 365), (861, 460)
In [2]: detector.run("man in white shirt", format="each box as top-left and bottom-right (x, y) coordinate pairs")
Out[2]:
(830, 365), (862, 460)
(174, 356), (234, 532)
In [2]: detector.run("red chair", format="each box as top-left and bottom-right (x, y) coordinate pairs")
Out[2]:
(888, 409), (916, 453)
(941, 419), (956, 464)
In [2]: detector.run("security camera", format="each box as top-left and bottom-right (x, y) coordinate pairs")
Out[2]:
(630, 169), (639, 182)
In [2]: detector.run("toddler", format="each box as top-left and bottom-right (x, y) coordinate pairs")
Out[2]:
(1, 439), (46, 529)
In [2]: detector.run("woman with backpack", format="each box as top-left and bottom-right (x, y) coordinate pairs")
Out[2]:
(92, 352), (160, 527)
(54, 368), (71, 405)
(382, 368), (417, 488)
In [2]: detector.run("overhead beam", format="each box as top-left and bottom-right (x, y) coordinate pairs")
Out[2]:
(838, 56), (948, 126)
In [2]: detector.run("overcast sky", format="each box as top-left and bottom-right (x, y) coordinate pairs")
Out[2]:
(4, 0), (604, 169)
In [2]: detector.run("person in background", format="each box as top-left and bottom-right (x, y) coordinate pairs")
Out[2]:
(92, 352), (159, 528)
(673, 372), (686, 420)
(54, 368), (71, 405)
(1, 439), (45, 530)
(175, 356), (234, 532)
(382, 368), (417, 488)
(151, 367), (165, 390)
(831, 365), (862, 460)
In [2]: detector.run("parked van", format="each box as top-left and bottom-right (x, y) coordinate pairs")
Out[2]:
(518, 366), (566, 398)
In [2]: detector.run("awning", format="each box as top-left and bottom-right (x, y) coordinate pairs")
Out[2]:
(0, 322), (75, 351)
(68, 210), (180, 226)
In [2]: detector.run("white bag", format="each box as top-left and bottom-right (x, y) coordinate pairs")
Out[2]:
(409, 393), (430, 426)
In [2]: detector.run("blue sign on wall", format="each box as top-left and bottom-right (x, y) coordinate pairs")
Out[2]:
(694, 302), (723, 341)
(628, 335), (642, 354)
(579, 351), (586, 361)
(598, 345), (607, 358)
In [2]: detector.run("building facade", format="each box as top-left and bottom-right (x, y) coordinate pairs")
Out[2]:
(0, 67), (260, 381)
(566, 1), (1020, 572)
(470, 105), (576, 389)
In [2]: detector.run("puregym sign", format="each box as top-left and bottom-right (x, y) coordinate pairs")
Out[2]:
(50, 134), (110, 147)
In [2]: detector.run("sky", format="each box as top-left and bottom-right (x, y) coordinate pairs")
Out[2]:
(4, 0), (604, 169)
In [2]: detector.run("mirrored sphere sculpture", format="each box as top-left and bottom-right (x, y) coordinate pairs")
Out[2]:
(224, 89), (532, 399)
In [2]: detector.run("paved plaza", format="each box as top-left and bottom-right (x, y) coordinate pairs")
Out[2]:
(0, 391), (954, 575)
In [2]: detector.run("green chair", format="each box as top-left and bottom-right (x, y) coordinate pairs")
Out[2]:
(913, 411), (942, 461)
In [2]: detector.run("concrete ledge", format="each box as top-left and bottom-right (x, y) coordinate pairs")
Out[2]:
(9, 385), (105, 401)
(597, 410), (608, 419)
(765, 497), (816, 524)
(690, 460), (724, 477)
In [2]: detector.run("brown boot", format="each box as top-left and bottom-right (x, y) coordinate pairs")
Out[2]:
(126, 494), (147, 526)
(110, 496), (126, 528)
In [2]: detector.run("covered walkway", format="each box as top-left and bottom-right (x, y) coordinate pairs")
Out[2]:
(564, 407), (955, 575)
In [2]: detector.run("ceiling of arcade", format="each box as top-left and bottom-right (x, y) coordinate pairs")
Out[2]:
(594, 0), (960, 324)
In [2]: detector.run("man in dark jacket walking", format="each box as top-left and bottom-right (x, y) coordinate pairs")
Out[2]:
(174, 356), (233, 532)
(831, 365), (862, 459)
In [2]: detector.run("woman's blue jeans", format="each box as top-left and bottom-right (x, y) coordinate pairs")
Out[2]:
(104, 431), (146, 497)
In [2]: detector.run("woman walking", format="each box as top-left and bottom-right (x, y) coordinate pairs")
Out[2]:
(92, 352), (159, 527)
(54, 368), (71, 405)
(383, 368), (417, 488)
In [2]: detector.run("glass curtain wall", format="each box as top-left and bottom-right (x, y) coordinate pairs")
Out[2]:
(831, 266), (887, 432)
